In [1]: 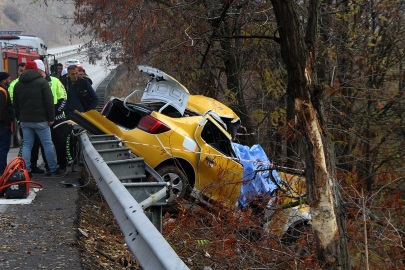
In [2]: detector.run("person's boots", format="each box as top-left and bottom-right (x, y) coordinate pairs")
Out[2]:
(31, 166), (45, 174)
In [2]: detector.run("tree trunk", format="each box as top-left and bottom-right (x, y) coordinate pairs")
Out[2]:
(270, 0), (350, 268)
(286, 93), (296, 168)
(218, 17), (256, 146)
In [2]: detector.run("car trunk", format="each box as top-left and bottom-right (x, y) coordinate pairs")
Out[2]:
(102, 98), (153, 130)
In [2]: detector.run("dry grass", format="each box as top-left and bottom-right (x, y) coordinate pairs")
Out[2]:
(76, 171), (405, 269)
(76, 171), (320, 269)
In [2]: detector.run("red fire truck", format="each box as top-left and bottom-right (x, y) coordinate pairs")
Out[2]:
(0, 32), (50, 79)
(0, 31), (51, 146)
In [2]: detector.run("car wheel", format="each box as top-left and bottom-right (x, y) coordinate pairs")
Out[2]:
(152, 165), (189, 204)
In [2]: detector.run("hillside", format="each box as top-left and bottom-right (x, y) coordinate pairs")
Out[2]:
(0, 0), (90, 48)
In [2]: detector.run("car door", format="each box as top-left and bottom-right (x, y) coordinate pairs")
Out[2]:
(194, 117), (243, 206)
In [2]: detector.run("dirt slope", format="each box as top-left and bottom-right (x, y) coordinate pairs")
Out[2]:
(0, 0), (89, 48)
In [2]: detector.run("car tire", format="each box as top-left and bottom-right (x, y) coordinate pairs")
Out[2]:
(151, 165), (189, 204)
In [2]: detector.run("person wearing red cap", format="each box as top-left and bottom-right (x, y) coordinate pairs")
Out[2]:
(12, 61), (63, 177)
(0, 72), (14, 175)
(34, 59), (72, 175)
(77, 66), (93, 85)
(9, 62), (48, 174)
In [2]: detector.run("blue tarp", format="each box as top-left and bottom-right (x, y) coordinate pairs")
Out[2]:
(232, 143), (281, 208)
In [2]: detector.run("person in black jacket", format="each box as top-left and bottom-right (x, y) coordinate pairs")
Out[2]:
(9, 63), (48, 174)
(55, 63), (64, 80)
(60, 65), (99, 116)
(0, 72), (14, 175)
(13, 61), (62, 177)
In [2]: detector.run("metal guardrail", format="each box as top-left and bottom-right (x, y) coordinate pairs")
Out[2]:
(80, 132), (189, 270)
(48, 45), (88, 68)
(50, 46), (88, 59)
(94, 66), (125, 111)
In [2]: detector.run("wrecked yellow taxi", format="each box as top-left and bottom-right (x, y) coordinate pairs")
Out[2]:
(71, 65), (244, 206)
(71, 65), (311, 239)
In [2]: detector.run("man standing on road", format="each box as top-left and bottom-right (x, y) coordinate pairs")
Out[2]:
(55, 63), (64, 80)
(9, 62), (47, 174)
(60, 65), (98, 168)
(8, 62), (26, 100)
(13, 61), (62, 177)
(34, 60), (73, 174)
(60, 65), (99, 116)
(8, 63), (26, 93)
(0, 72), (14, 175)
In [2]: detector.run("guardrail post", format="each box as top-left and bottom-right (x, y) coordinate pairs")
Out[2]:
(123, 182), (168, 231)
(88, 134), (166, 230)
(80, 132), (189, 269)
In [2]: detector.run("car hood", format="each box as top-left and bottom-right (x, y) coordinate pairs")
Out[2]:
(138, 65), (190, 115)
(186, 95), (239, 121)
(187, 95), (241, 137)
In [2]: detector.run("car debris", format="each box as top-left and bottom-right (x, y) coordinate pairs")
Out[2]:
(70, 65), (311, 237)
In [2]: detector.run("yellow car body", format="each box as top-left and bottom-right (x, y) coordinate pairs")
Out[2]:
(263, 172), (311, 237)
(72, 65), (312, 237)
(72, 66), (243, 206)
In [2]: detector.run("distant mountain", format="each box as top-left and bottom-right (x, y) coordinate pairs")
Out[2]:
(0, 0), (90, 48)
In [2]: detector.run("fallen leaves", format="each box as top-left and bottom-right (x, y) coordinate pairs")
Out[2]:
(78, 175), (139, 269)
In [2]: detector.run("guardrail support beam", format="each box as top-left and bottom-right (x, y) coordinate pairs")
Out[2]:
(81, 132), (189, 270)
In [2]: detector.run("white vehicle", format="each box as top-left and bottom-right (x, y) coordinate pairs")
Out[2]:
(0, 32), (48, 55)
(0, 31), (51, 74)
(65, 59), (81, 68)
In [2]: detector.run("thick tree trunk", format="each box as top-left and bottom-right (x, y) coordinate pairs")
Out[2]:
(270, 0), (350, 268)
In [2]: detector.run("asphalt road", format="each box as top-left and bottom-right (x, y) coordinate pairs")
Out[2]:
(0, 143), (84, 269)
(0, 47), (115, 269)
